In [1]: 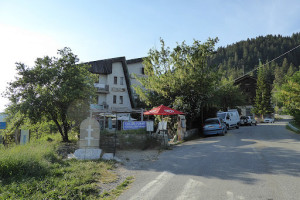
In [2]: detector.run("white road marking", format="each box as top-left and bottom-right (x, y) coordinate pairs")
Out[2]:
(227, 191), (234, 200)
(176, 178), (205, 200)
(129, 171), (174, 200)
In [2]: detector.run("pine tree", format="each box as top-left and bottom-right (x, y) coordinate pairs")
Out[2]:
(253, 61), (274, 117)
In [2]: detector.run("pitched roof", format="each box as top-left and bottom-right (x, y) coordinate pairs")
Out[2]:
(126, 57), (145, 64)
(85, 57), (136, 108)
(234, 74), (257, 84)
(87, 57), (127, 74)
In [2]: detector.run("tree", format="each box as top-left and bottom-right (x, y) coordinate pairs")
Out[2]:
(214, 77), (246, 111)
(253, 61), (274, 117)
(5, 47), (96, 142)
(134, 38), (219, 125)
(275, 71), (300, 124)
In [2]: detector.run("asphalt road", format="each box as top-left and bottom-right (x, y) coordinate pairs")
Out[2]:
(118, 120), (300, 200)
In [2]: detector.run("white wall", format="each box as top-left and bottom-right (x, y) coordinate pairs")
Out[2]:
(99, 74), (107, 84)
(127, 62), (145, 99)
(106, 62), (132, 110)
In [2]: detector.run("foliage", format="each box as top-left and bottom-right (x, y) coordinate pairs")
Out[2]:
(275, 71), (300, 123)
(0, 135), (118, 199)
(210, 33), (300, 79)
(1, 111), (58, 145)
(134, 38), (219, 125)
(253, 61), (274, 116)
(5, 47), (97, 142)
(213, 77), (246, 111)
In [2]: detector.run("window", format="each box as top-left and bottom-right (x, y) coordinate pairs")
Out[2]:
(95, 95), (99, 104)
(113, 95), (116, 104)
(114, 76), (117, 84)
(120, 96), (123, 104)
(120, 77), (124, 85)
(141, 67), (145, 74)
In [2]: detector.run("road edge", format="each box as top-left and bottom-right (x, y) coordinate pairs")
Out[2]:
(287, 122), (300, 133)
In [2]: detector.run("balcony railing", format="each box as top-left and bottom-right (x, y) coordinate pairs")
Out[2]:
(94, 83), (109, 93)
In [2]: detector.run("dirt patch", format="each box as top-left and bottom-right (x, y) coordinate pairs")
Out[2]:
(99, 149), (160, 194)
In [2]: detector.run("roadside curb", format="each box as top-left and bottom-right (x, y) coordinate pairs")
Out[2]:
(288, 122), (300, 132)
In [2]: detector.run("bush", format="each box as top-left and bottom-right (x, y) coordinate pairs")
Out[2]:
(0, 135), (119, 199)
(0, 141), (58, 181)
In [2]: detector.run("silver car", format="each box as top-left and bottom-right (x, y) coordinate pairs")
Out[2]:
(246, 116), (257, 126)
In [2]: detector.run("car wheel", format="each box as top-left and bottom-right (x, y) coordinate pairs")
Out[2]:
(220, 129), (225, 136)
(236, 125), (239, 129)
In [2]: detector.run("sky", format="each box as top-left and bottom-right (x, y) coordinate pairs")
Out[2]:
(0, 0), (299, 112)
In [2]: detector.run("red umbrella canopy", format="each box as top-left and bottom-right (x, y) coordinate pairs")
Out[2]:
(143, 105), (185, 115)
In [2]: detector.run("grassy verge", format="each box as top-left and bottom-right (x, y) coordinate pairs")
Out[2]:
(286, 121), (300, 134)
(100, 176), (135, 200)
(0, 134), (132, 199)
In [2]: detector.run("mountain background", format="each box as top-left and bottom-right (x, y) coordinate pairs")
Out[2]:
(210, 33), (300, 84)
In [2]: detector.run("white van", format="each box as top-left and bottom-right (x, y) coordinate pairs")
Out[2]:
(217, 109), (240, 129)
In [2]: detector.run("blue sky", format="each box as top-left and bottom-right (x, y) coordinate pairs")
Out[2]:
(0, 0), (300, 112)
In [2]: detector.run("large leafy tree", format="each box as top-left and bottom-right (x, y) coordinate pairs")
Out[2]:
(275, 71), (300, 123)
(134, 38), (219, 123)
(214, 77), (245, 111)
(253, 61), (274, 117)
(5, 48), (96, 142)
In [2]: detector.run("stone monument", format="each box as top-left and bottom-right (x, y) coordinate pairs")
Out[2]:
(73, 117), (102, 160)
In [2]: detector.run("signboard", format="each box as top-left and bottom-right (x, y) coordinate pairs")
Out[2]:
(0, 122), (6, 129)
(146, 121), (154, 132)
(123, 121), (146, 130)
(20, 130), (30, 145)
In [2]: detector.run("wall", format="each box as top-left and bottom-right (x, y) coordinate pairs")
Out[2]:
(108, 62), (132, 110)
(184, 129), (199, 140)
(100, 132), (160, 151)
(127, 62), (146, 102)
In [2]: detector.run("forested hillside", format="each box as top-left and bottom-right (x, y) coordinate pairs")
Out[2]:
(210, 33), (300, 80)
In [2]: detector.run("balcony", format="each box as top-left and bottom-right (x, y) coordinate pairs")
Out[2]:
(90, 103), (109, 111)
(94, 83), (109, 93)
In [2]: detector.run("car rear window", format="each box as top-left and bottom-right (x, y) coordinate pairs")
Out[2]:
(205, 119), (219, 124)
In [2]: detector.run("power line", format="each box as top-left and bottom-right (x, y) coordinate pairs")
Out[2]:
(237, 43), (300, 79)
(207, 43), (300, 98)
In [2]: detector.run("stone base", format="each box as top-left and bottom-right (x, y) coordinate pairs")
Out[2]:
(102, 153), (122, 162)
(73, 148), (102, 160)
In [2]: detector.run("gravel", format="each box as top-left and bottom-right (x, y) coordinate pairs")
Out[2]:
(99, 149), (161, 194)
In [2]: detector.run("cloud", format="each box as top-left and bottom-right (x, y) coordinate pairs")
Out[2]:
(0, 23), (61, 112)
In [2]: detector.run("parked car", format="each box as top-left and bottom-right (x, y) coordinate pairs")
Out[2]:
(246, 116), (257, 126)
(264, 117), (274, 123)
(217, 109), (240, 129)
(203, 118), (227, 136)
(240, 116), (248, 126)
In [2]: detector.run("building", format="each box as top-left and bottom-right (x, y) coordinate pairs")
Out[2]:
(88, 56), (145, 113)
(234, 74), (257, 105)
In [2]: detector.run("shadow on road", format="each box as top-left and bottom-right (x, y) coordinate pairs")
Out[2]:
(122, 121), (300, 185)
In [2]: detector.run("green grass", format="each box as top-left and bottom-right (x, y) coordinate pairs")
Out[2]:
(286, 121), (300, 134)
(100, 176), (135, 200)
(290, 121), (300, 130)
(0, 134), (131, 200)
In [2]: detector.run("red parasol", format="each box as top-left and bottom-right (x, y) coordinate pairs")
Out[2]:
(143, 105), (184, 115)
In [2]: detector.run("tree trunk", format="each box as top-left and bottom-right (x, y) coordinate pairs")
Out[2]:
(52, 118), (66, 142)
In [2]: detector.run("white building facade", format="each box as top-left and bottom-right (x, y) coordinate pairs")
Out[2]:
(88, 57), (145, 113)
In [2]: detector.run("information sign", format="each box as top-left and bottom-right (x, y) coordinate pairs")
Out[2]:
(123, 121), (146, 130)
(0, 122), (6, 129)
